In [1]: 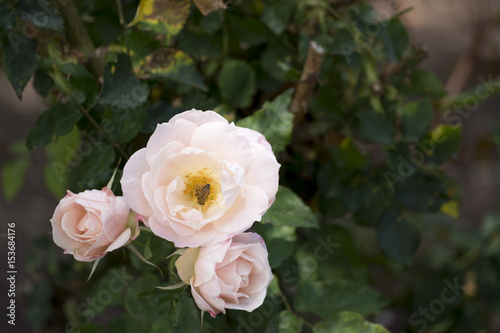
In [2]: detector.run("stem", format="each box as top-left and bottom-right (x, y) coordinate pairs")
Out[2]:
(53, 0), (105, 76)
(278, 289), (314, 329)
(290, 41), (325, 123)
(115, 0), (130, 54)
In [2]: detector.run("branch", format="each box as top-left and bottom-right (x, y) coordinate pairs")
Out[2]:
(53, 0), (105, 76)
(290, 41), (325, 124)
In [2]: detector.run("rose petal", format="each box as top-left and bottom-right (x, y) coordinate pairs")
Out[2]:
(212, 185), (269, 234)
(191, 122), (253, 169)
(146, 120), (197, 162)
(121, 148), (153, 217)
(105, 228), (131, 252)
(170, 109), (227, 127)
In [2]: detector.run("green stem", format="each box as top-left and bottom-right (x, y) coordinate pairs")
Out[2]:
(115, 0), (130, 54)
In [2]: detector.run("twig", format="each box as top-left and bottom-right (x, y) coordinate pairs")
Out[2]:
(115, 0), (130, 55)
(290, 41), (325, 124)
(278, 289), (314, 329)
(53, 0), (105, 76)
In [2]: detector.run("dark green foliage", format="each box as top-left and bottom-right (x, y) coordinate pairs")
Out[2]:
(4, 0), (499, 332)
(2, 37), (37, 99)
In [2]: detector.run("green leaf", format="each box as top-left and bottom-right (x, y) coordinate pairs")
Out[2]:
(124, 272), (159, 321)
(427, 125), (462, 164)
(254, 223), (296, 268)
(141, 48), (208, 91)
(67, 143), (115, 191)
(44, 127), (80, 199)
(357, 110), (394, 145)
(100, 53), (149, 109)
(0, 3), (15, 31)
(16, 0), (64, 32)
(380, 17), (409, 63)
(101, 105), (147, 143)
(2, 155), (29, 201)
(262, 186), (319, 228)
(294, 280), (388, 318)
(227, 16), (268, 46)
(56, 62), (99, 107)
(313, 311), (389, 333)
(26, 103), (81, 150)
(330, 138), (367, 169)
(2, 36), (37, 99)
(237, 89), (293, 153)
(33, 69), (55, 97)
(261, 1), (293, 35)
(276, 310), (304, 333)
(218, 60), (256, 108)
(174, 291), (201, 332)
(377, 210), (420, 266)
(130, 0), (191, 37)
(401, 99), (433, 141)
(402, 69), (447, 99)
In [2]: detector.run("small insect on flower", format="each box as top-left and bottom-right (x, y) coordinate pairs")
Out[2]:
(195, 184), (211, 205)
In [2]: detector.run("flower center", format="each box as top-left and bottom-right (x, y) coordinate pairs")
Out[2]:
(183, 169), (221, 209)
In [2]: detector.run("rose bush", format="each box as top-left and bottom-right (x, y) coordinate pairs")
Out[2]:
(50, 187), (139, 262)
(175, 232), (273, 316)
(121, 109), (280, 247)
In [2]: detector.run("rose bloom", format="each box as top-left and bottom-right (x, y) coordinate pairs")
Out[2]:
(50, 187), (139, 262)
(175, 233), (273, 316)
(121, 110), (280, 247)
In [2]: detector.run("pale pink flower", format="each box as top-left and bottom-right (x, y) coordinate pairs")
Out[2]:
(175, 233), (273, 316)
(50, 188), (139, 262)
(121, 109), (280, 247)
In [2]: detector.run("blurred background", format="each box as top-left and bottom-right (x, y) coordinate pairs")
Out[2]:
(2, 0), (500, 332)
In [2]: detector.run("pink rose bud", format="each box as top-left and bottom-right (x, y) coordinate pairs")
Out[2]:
(50, 187), (139, 262)
(175, 233), (273, 316)
(121, 109), (280, 248)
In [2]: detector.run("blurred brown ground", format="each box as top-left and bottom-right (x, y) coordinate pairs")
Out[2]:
(2, 1), (500, 332)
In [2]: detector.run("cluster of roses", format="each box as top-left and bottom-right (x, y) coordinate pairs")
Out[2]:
(50, 110), (280, 316)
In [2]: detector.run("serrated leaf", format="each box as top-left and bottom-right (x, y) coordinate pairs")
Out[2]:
(313, 311), (389, 333)
(401, 99), (434, 141)
(237, 89), (293, 153)
(100, 54), (149, 109)
(218, 60), (256, 108)
(2, 36), (37, 99)
(377, 210), (420, 266)
(2, 156), (30, 201)
(16, 0), (64, 32)
(130, 0), (190, 36)
(26, 103), (81, 150)
(193, 0), (226, 15)
(262, 186), (319, 228)
(141, 48), (207, 91)
(294, 280), (388, 318)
